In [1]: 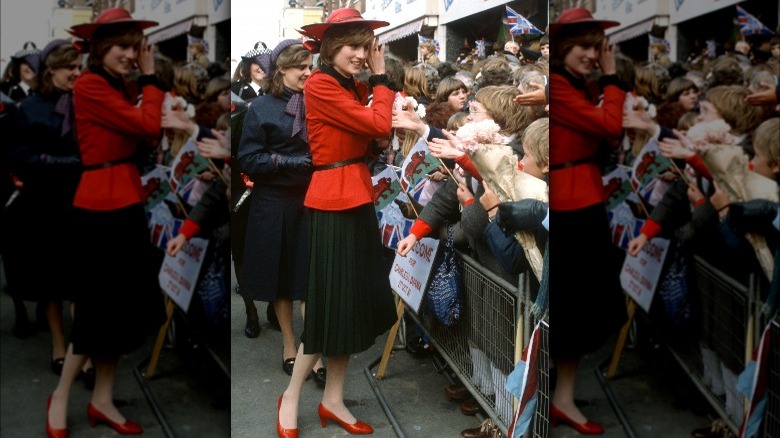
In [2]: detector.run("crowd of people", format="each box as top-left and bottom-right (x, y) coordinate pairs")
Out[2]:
(1, 7), (232, 437)
(1, 3), (777, 438)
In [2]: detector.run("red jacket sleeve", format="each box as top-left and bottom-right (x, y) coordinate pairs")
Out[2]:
(409, 219), (432, 239)
(639, 218), (662, 240)
(550, 74), (625, 139)
(75, 75), (163, 139)
(686, 154), (712, 181)
(305, 75), (392, 139)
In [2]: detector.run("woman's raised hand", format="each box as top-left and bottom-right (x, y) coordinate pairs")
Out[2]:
(366, 36), (385, 75)
(137, 38), (155, 76)
(598, 38), (616, 75)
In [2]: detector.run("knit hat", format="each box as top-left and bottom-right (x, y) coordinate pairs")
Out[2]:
(258, 39), (302, 74)
(34, 39), (78, 73)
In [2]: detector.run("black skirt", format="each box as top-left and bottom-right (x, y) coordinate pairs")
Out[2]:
(302, 204), (397, 357)
(240, 192), (309, 302)
(70, 204), (163, 358)
(549, 204), (627, 360)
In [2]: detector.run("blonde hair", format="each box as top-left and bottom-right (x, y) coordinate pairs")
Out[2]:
(634, 66), (662, 102)
(476, 85), (541, 137)
(447, 112), (468, 132)
(404, 66), (431, 101)
(705, 85), (763, 135)
(522, 117), (549, 169)
(173, 65), (201, 102)
(754, 118), (779, 170)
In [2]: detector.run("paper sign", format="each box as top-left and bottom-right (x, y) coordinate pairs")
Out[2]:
(158, 237), (209, 312)
(620, 237), (670, 312)
(389, 237), (440, 312)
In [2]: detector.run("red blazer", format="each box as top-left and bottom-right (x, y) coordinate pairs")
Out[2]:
(303, 68), (393, 211)
(72, 69), (163, 210)
(549, 68), (625, 211)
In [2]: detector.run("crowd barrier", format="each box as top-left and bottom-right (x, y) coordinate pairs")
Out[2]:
(666, 255), (769, 434)
(406, 251), (549, 438)
(763, 315), (780, 437)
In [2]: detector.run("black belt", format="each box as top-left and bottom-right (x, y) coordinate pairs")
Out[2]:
(549, 154), (598, 171)
(313, 155), (365, 171)
(82, 156), (135, 171)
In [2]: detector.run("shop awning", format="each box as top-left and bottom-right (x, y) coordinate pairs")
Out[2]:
(146, 19), (193, 44)
(377, 17), (425, 44)
(606, 17), (656, 45)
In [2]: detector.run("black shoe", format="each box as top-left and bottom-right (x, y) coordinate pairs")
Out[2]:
(311, 367), (327, 387)
(282, 358), (295, 376)
(11, 319), (36, 339)
(79, 367), (95, 390)
(244, 315), (260, 338)
(405, 336), (431, 357)
(267, 304), (280, 331)
(51, 356), (65, 376)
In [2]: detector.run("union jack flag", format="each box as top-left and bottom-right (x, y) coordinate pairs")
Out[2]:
(506, 5), (542, 35)
(476, 39), (486, 58)
(418, 35), (441, 55)
(736, 5), (775, 36)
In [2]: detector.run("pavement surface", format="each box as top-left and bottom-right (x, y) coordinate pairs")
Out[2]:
(2, 257), (723, 438)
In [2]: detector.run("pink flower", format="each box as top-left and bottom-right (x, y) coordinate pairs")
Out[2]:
(453, 120), (510, 154)
(686, 119), (737, 152)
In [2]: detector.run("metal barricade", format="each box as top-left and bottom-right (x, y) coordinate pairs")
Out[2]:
(666, 255), (762, 434)
(408, 251), (549, 438)
(761, 317), (780, 437)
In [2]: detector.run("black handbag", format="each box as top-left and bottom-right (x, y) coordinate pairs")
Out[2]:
(426, 224), (464, 326)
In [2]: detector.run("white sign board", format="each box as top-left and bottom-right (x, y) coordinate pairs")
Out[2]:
(620, 237), (670, 312)
(389, 237), (440, 312)
(159, 237), (209, 312)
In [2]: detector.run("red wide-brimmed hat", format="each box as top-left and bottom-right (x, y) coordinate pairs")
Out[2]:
(297, 8), (388, 40)
(68, 8), (158, 40)
(549, 8), (619, 34)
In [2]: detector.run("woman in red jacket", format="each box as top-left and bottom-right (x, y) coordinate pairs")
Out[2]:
(46, 9), (164, 437)
(276, 8), (397, 437)
(548, 9), (628, 435)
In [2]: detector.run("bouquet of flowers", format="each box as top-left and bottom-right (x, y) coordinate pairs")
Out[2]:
(687, 119), (777, 280)
(454, 120), (548, 281)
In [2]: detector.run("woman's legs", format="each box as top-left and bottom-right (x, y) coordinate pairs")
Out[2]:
(279, 343), (321, 429)
(319, 355), (353, 421)
(48, 344), (88, 428)
(274, 299), (296, 360)
(551, 357), (588, 423)
(47, 301), (66, 360)
(89, 357), (125, 422)
(299, 302), (325, 372)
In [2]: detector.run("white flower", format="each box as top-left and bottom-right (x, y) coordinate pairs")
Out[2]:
(415, 104), (426, 119)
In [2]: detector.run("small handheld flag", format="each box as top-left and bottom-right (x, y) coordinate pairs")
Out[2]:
(506, 5), (543, 35)
(736, 6), (775, 36)
(476, 39), (486, 58)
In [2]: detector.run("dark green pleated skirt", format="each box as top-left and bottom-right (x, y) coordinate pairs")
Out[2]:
(302, 204), (397, 357)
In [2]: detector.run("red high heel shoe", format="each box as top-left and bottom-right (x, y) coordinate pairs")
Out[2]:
(550, 404), (604, 435)
(87, 404), (142, 435)
(317, 403), (373, 435)
(47, 394), (68, 438)
(277, 394), (298, 438)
